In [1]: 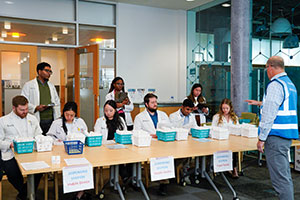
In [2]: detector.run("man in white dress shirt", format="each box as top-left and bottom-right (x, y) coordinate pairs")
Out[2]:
(0, 96), (42, 200)
(169, 99), (197, 128)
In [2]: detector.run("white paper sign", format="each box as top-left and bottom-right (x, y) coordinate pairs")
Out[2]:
(150, 156), (175, 181)
(213, 150), (233, 173)
(295, 146), (300, 171)
(62, 164), (94, 193)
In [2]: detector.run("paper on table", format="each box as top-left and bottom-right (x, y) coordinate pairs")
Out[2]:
(102, 140), (115, 145)
(106, 144), (127, 150)
(193, 138), (214, 142)
(64, 158), (90, 166)
(21, 161), (50, 171)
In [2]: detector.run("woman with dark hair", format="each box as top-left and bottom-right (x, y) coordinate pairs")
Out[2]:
(106, 77), (134, 130)
(212, 98), (239, 178)
(94, 100), (126, 142)
(186, 83), (209, 125)
(46, 101), (87, 142)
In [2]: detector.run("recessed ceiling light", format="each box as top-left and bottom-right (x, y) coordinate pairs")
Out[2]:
(45, 40), (50, 44)
(52, 34), (58, 41)
(1, 31), (7, 38)
(0, 38), (4, 41)
(4, 1), (14, 5)
(222, 3), (231, 7)
(186, 0), (195, 2)
(62, 27), (68, 34)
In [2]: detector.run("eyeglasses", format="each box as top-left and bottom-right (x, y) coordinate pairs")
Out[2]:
(44, 69), (53, 74)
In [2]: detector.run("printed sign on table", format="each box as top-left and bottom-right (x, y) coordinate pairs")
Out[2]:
(62, 164), (94, 193)
(213, 150), (233, 173)
(150, 156), (175, 181)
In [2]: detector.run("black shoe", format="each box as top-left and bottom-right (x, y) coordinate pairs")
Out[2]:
(158, 184), (167, 196)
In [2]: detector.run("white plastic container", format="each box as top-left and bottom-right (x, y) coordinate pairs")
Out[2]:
(227, 124), (242, 136)
(210, 126), (229, 140)
(131, 130), (151, 147)
(66, 133), (86, 144)
(35, 135), (53, 152)
(174, 128), (189, 141)
(241, 124), (258, 138)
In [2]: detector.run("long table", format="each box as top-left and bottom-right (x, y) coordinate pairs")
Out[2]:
(14, 136), (300, 200)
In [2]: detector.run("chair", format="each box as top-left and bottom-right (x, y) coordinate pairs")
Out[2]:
(240, 112), (259, 126)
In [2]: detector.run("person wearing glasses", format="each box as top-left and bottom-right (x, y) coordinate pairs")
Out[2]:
(21, 62), (60, 135)
(106, 77), (134, 130)
(246, 56), (298, 200)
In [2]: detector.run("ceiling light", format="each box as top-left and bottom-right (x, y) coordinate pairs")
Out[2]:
(271, 18), (292, 35)
(45, 40), (50, 44)
(0, 37), (3, 41)
(186, 0), (195, 1)
(27, 55), (30, 58)
(4, 1), (14, 4)
(90, 38), (103, 43)
(4, 21), (11, 29)
(62, 27), (68, 34)
(52, 34), (58, 41)
(12, 32), (19, 38)
(20, 60), (24, 64)
(222, 3), (231, 7)
(18, 61), (20, 65)
(1, 31), (6, 38)
(23, 57), (27, 62)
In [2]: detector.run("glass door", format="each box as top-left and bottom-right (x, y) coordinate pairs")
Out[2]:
(0, 44), (37, 116)
(74, 44), (99, 130)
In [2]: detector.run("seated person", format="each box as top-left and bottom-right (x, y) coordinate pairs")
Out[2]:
(134, 93), (170, 195)
(94, 100), (127, 143)
(212, 98), (239, 178)
(47, 101), (89, 200)
(47, 101), (87, 142)
(0, 95), (42, 200)
(169, 99), (197, 128)
(134, 93), (170, 137)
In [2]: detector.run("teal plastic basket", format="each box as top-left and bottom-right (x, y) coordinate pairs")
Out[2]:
(13, 141), (34, 154)
(191, 128), (210, 138)
(156, 131), (176, 142)
(64, 140), (84, 155)
(115, 133), (132, 144)
(86, 135), (103, 147)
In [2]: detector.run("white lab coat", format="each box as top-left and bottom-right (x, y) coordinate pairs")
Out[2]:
(94, 116), (127, 143)
(169, 109), (197, 129)
(0, 111), (42, 161)
(212, 114), (239, 127)
(21, 78), (61, 122)
(105, 90), (134, 126)
(46, 118), (88, 141)
(134, 110), (170, 135)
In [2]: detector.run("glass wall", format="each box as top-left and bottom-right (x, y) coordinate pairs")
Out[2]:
(187, 0), (300, 122)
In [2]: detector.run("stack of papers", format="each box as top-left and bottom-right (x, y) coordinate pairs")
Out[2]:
(21, 161), (50, 171)
(64, 158), (90, 166)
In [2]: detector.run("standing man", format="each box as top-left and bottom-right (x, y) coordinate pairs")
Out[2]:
(0, 96), (42, 200)
(246, 56), (298, 200)
(169, 99), (197, 128)
(21, 62), (60, 135)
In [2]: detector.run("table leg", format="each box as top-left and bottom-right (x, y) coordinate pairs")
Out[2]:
(132, 163), (137, 186)
(27, 174), (35, 200)
(137, 162), (150, 200)
(95, 167), (99, 195)
(114, 165), (125, 200)
(54, 172), (58, 200)
(110, 166), (114, 187)
(238, 152), (242, 173)
(220, 172), (237, 198)
(44, 173), (48, 200)
(200, 157), (223, 200)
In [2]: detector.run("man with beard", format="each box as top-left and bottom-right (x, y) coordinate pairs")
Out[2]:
(134, 93), (170, 195)
(21, 62), (60, 135)
(0, 96), (42, 200)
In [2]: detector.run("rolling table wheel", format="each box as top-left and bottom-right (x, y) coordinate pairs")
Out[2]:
(233, 197), (240, 200)
(180, 179), (187, 187)
(98, 192), (105, 199)
(195, 179), (200, 184)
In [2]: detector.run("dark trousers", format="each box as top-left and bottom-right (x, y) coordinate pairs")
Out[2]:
(233, 152), (238, 168)
(40, 119), (53, 135)
(2, 158), (27, 198)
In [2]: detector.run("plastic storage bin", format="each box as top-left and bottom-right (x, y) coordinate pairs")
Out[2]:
(14, 141), (34, 154)
(35, 135), (53, 152)
(132, 134), (152, 147)
(227, 124), (242, 136)
(86, 135), (103, 147)
(210, 127), (229, 140)
(241, 124), (258, 138)
(156, 130), (176, 142)
(175, 128), (189, 141)
(115, 131), (132, 144)
(190, 127), (210, 138)
(64, 140), (84, 155)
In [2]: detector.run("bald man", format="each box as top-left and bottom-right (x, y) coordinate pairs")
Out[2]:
(246, 56), (298, 200)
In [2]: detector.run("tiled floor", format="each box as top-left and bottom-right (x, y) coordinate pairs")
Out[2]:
(2, 156), (300, 199)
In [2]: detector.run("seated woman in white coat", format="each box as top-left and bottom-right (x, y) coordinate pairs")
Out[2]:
(134, 93), (170, 137)
(47, 101), (87, 142)
(94, 100), (127, 143)
(169, 99), (197, 128)
(212, 98), (239, 178)
(106, 77), (134, 130)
